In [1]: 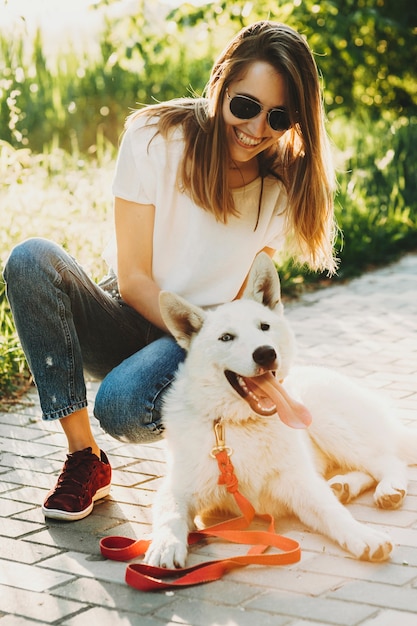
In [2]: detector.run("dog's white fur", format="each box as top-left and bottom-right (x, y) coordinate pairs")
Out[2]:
(145, 253), (417, 568)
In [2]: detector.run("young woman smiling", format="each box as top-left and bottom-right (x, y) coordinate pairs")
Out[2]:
(4, 20), (337, 521)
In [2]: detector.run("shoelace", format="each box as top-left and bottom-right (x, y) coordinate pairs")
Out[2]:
(53, 451), (97, 496)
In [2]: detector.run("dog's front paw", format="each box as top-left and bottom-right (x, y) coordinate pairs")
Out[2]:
(144, 534), (188, 569)
(344, 526), (393, 562)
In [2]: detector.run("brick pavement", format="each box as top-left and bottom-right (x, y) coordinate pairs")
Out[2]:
(0, 253), (416, 625)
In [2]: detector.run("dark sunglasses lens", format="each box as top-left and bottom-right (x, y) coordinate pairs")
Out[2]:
(230, 96), (260, 120)
(269, 109), (291, 131)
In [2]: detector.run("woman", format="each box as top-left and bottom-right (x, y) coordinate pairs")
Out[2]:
(3, 21), (337, 521)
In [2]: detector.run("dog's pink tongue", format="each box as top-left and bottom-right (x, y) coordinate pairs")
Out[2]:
(249, 373), (312, 429)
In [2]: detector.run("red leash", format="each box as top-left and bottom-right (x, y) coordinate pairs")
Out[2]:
(100, 424), (301, 591)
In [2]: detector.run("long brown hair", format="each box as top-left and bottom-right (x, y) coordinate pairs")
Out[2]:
(126, 21), (337, 273)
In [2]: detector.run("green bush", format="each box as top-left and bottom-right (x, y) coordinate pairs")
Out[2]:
(0, 281), (31, 401)
(334, 115), (417, 278)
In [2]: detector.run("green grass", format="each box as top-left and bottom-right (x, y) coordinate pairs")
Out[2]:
(0, 140), (115, 403)
(334, 115), (416, 265)
(0, 281), (31, 401)
(0, 139), (115, 277)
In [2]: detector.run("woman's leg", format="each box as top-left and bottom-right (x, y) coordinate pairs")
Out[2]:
(3, 237), (162, 520)
(94, 335), (186, 443)
(3, 238), (160, 420)
(60, 408), (100, 456)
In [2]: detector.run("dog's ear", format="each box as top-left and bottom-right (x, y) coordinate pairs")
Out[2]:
(242, 252), (282, 310)
(159, 291), (206, 350)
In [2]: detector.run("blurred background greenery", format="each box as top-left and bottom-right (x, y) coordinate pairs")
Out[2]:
(1, 0), (416, 399)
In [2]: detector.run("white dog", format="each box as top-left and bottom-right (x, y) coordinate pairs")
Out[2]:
(145, 253), (417, 569)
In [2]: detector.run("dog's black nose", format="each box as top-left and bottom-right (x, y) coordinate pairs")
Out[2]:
(253, 345), (277, 367)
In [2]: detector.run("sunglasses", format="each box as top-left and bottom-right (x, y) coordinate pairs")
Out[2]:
(226, 89), (291, 132)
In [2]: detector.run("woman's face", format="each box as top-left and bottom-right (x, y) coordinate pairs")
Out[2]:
(222, 60), (289, 166)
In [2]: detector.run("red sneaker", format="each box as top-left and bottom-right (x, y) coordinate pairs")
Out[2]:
(42, 447), (111, 521)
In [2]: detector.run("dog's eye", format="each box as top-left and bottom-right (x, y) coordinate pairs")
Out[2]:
(260, 323), (270, 331)
(219, 333), (235, 342)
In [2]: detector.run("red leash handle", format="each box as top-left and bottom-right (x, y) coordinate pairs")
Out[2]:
(99, 448), (301, 590)
(100, 536), (151, 561)
(125, 536), (301, 591)
(100, 527), (301, 591)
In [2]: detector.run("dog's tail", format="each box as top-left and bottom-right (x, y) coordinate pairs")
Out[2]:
(398, 424), (417, 465)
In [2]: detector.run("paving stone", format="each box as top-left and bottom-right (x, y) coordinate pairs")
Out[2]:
(287, 621), (358, 626)
(1, 485), (48, 505)
(126, 459), (167, 476)
(0, 438), (61, 458)
(389, 526), (417, 548)
(358, 609), (417, 626)
(299, 554), (417, 586)
(64, 607), (171, 626)
(0, 558), (73, 592)
(0, 616), (51, 626)
(0, 424), (47, 442)
(110, 469), (157, 487)
(38, 550), (127, 584)
(95, 499), (153, 524)
(154, 597), (290, 626)
(109, 483), (157, 504)
(246, 591), (376, 625)
(226, 563), (346, 595)
(0, 586), (84, 622)
(0, 517), (43, 538)
(108, 442), (167, 463)
(0, 452), (62, 474)
(346, 503), (417, 527)
(100, 520), (152, 543)
(10, 506), (46, 525)
(399, 547), (417, 568)
(0, 536), (60, 564)
(331, 580), (417, 611)
(0, 482), (19, 495)
(0, 468), (57, 490)
(176, 578), (261, 606)
(0, 499), (32, 516)
(50, 577), (174, 614)
(24, 518), (122, 553)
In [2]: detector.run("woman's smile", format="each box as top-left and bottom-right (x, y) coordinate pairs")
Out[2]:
(223, 60), (289, 167)
(233, 127), (263, 148)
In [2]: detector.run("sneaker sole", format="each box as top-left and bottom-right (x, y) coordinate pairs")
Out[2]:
(42, 483), (111, 521)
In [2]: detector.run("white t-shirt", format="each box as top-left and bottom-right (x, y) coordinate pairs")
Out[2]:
(103, 114), (289, 308)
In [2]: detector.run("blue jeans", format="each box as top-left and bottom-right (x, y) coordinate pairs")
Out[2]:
(3, 238), (185, 443)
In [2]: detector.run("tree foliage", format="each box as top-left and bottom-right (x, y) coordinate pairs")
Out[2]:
(168, 0), (417, 120)
(0, 0), (416, 153)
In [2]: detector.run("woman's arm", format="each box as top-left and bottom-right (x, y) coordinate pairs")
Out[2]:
(114, 196), (168, 332)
